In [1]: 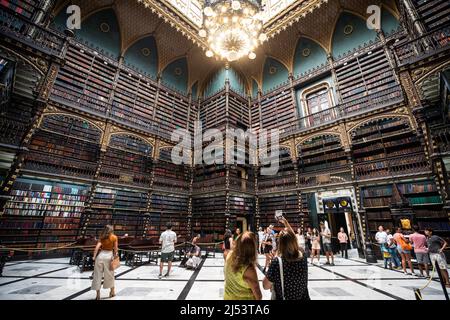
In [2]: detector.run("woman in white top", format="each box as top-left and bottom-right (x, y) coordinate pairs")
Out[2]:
(296, 228), (306, 252)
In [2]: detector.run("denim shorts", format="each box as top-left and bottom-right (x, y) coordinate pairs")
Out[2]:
(397, 245), (410, 255)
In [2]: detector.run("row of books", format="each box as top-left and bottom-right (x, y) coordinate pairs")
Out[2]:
(3, 208), (83, 217)
(41, 115), (102, 142)
(397, 181), (438, 194)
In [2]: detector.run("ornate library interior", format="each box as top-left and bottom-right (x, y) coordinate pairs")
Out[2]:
(0, 0), (449, 302)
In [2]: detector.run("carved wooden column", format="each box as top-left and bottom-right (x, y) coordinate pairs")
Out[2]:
(152, 74), (162, 120)
(400, 0), (428, 37)
(288, 73), (299, 121)
(328, 54), (343, 105)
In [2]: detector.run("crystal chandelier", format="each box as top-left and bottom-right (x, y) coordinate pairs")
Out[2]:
(199, 0), (267, 61)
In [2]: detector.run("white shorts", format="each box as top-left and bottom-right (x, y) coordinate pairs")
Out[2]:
(430, 253), (448, 270)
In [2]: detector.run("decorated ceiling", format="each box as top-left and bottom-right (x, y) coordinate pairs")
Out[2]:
(51, 0), (400, 96)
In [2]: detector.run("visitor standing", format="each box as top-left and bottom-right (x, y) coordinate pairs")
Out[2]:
(263, 217), (310, 300)
(337, 227), (349, 259)
(159, 223), (177, 279)
(386, 228), (401, 268)
(92, 225), (118, 300)
(263, 228), (274, 273)
(320, 223), (334, 266)
(393, 227), (414, 275)
(425, 228), (450, 288)
(375, 226), (389, 268)
(223, 229), (234, 261)
(296, 228), (306, 253)
(224, 232), (262, 300)
(409, 226), (430, 277)
(310, 228), (321, 265)
(258, 227), (265, 254)
(235, 228), (242, 240)
(375, 226), (388, 244)
(305, 227), (313, 257)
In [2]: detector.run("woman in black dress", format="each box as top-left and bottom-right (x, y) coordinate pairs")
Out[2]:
(263, 218), (310, 300)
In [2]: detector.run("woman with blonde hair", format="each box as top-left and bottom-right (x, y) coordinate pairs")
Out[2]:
(92, 225), (118, 300)
(263, 218), (310, 300)
(224, 232), (262, 300)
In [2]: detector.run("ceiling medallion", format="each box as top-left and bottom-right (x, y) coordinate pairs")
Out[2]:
(302, 48), (311, 57)
(141, 48), (151, 56)
(100, 22), (110, 33)
(344, 24), (353, 35)
(174, 67), (183, 76)
(199, 0), (267, 62)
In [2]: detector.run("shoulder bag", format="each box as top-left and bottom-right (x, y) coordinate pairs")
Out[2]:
(277, 257), (285, 300)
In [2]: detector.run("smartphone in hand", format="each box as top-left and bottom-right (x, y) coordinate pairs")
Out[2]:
(275, 210), (283, 221)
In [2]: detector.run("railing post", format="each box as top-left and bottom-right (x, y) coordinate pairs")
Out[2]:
(328, 54), (343, 104)
(400, 0), (428, 38)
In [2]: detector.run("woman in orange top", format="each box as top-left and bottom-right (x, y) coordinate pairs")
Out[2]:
(92, 225), (118, 300)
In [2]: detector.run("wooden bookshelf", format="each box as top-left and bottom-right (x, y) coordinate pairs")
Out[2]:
(258, 194), (301, 229)
(335, 48), (397, 110)
(1, 178), (89, 251)
(111, 70), (157, 131)
(363, 180), (446, 242)
(24, 114), (102, 180)
(0, 95), (35, 147)
(352, 117), (431, 180)
(86, 186), (148, 237)
(99, 134), (152, 187)
(259, 90), (296, 133)
(258, 148), (296, 193)
(192, 194), (227, 239)
(155, 87), (190, 132)
(193, 164), (227, 193)
(150, 193), (189, 238)
(412, 0), (450, 31)
(229, 194), (255, 217)
(228, 90), (250, 129)
(298, 135), (349, 175)
(0, 0), (39, 20)
(200, 91), (228, 131)
(51, 43), (115, 116)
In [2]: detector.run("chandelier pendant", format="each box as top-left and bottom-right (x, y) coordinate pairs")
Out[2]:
(199, 0), (267, 62)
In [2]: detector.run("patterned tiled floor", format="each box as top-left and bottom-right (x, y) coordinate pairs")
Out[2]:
(0, 251), (448, 300)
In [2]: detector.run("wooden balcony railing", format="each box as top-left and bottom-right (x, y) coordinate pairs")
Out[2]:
(23, 151), (97, 179)
(0, 7), (65, 58)
(50, 88), (110, 116)
(283, 85), (404, 137)
(193, 176), (227, 193)
(393, 24), (450, 66)
(0, 117), (28, 146)
(98, 166), (152, 187)
(299, 165), (352, 187)
(153, 177), (190, 193)
(228, 177), (255, 193)
(355, 153), (430, 180)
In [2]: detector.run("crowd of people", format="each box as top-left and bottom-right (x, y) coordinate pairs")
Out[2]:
(375, 225), (449, 287)
(89, 220), (449, 300)
(256, 222), (351, 270)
